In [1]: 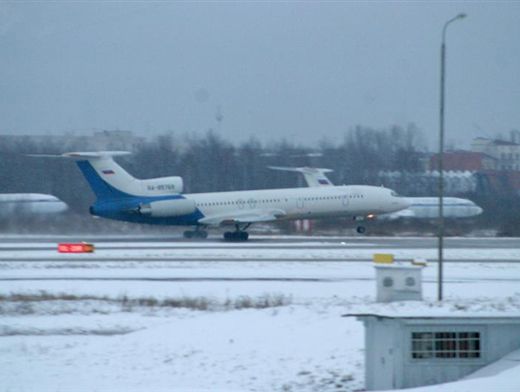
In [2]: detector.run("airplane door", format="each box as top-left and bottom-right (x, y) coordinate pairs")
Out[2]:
(247, 198), (257, 209)
(342, 194), (350, 207)
(296, 197), (305, 209)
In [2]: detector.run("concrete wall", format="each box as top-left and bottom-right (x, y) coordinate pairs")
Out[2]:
(486, 324), (520, 363)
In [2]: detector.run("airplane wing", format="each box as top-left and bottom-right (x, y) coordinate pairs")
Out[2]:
(198, 209), (287, 226)
(379, 208), (416, 220)
(269, 166), (334, 187)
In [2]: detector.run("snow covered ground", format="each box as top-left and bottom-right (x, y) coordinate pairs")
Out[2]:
(1, 238), (520, 391)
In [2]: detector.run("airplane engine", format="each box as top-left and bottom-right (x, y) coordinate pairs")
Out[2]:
(138, 198), (196, 217)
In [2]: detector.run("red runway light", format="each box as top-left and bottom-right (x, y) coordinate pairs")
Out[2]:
(57, 243), (95, 253)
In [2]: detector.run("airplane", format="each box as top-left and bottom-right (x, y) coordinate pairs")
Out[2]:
(379, 197), (483, 220)
(48, 151), (410, 241)
(270, 166), (483, 220)
(0, 193), (68, 216)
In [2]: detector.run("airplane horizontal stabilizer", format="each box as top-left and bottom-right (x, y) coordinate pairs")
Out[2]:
(28, 151), (132, 160)
(63, 151), (132, 159)
(269, 166), (334, 187)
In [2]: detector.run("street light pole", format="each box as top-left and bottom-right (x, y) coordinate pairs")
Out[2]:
(438, 13), (466, 301)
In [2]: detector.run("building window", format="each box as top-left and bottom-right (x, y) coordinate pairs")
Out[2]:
(411, 332), (480, 359)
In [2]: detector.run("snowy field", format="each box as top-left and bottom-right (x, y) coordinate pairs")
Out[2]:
(1, 237), (520, 391)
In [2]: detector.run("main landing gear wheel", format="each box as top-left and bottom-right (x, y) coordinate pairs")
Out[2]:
(223, 231), (249, 242)
(223, 224), (250, 242)
(183, 229), (208, 239)
(356, 226), (366, 234)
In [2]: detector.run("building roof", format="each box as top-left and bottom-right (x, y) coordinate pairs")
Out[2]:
(344, 313), (520, 320)
(472, 137), (520, 147)
(341, 298), (520, 320)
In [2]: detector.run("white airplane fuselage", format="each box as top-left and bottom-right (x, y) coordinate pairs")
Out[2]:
(0, 193), (68, 216)
(188, 185), (406, 221)
(91, 184), (409, 226)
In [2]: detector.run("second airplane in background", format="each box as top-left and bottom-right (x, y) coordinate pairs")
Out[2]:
(0, 193), (68, 217)
(379, 197), (482, 220)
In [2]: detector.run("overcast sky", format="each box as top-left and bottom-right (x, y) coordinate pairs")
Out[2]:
(1, 1), (519, 148)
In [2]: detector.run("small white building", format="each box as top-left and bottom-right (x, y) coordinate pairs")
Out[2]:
(374, 264), (424, 302)
(347, 313), (520, 390)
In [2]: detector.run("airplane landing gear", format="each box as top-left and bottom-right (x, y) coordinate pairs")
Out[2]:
(223, 231), (249, 241)
(223, 224), (250, 242)
(356, 225), (366, 234)
(183, 228), (208, 239)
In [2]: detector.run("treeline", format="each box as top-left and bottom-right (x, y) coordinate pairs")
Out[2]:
(0, 124), (426, 211)
(0, 124), (518, 235)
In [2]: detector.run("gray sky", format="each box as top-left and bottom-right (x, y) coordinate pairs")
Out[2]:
(1, 1), (519, 148)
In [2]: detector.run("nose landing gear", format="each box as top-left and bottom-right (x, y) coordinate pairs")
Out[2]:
(356, 225), (366, 234)
(353, 216), (368, 234)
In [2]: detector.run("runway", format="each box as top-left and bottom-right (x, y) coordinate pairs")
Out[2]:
(0, 235), (519, 264)
(1, 234), (519, 249)
(0, 234), (519, 288)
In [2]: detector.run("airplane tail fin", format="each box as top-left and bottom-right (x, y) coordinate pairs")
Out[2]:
(269, 166), (334, 187)
(30, 151), (184, 201)
(63, 152), (139, 200)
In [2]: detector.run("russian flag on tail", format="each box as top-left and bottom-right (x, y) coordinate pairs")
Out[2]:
(102, 169), (115, 175)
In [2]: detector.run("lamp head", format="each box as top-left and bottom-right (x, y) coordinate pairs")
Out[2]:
(457, 13), (467, 19)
